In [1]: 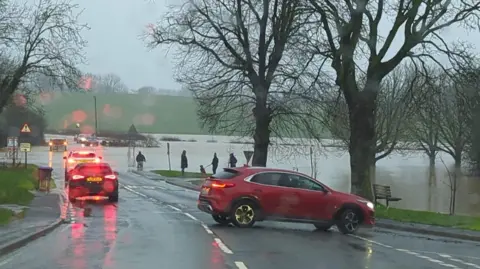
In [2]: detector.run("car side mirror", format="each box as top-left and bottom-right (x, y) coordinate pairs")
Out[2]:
(114, 171), (119, 175)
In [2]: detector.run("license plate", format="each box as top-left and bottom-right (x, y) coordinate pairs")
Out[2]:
(87, 177), (102, 182)
(201, 187), (210, 195)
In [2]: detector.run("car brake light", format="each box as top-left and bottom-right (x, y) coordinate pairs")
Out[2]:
(72, 175), (84, 180)
(68, 158), (75, 163)
(211, 180), (235, 188)
(104, 174), (117, 180)
(94, 158), (101, 163)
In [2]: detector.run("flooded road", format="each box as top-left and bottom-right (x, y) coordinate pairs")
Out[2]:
(43, 133), (480, 216)
(2, 146), (479, 269)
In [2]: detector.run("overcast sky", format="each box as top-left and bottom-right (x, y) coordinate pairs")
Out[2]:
(77, 0), (180, 91)
(76, 0), (480, 91)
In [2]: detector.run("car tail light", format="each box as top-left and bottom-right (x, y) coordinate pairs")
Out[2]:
(68, 158), (75, 163)
(63, 141), (67, 145)
(104, 174), (117, 180)
(71, 175), (84, 180)
(94, 158), (101, 163)
(210, 180), (235, 188)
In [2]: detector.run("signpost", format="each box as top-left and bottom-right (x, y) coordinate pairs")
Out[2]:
(243, 150), (254, 165)
(20, 143), (31, 168)
(7, 136), (18, 165)
(167, 142), (171, 171)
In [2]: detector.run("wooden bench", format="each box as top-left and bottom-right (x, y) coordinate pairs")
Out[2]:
(373, 184), (402, 207)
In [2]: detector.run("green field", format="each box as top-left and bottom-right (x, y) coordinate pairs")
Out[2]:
(40, 92), (331, 137)
(40, 92), (206, 134)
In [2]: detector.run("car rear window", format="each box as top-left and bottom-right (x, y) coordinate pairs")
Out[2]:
(77, 165), (112, 174)
(211, 169), (239, 179)
(72, 152), (96, 158)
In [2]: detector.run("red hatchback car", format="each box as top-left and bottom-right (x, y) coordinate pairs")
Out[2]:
(198, 167), (375, 234)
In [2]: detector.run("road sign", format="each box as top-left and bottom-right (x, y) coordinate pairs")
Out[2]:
(21, 124), (31, 133)
(243, 151), (254, 163)
(20, 143), (31, 152)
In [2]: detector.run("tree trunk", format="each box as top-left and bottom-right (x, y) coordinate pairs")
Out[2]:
(348, 92), (376, 200)
(428, 154), (436, 186)
(450, 152), (462, 215)
(251, 103), (271, 167)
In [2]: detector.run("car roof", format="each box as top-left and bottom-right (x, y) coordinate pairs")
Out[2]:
(70, 150), (97, 155)
(230, 166), (311, 177)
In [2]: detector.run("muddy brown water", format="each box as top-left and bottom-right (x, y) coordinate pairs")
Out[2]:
(46, 134), (480, 216)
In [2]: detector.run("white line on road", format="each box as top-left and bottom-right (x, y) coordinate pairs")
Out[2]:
(214, 238), (233, 254)
(201, 223), (213, 234)
(123, 186), (147, 198)
(350, 235), (461, 268)
(167, 205), (181, 211)
(184, 213), (198, 221)
(235, 261), (248, 269)
(438, 254), (480, 268)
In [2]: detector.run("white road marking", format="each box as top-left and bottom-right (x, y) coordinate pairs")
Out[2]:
(201, 223), (213, 234)
(123, 186), (147, 198)
(168, 205), (181, 211)
(184, 213), (198, 221)
(235, 261), (248, 269)
(351, 235), (461, 268)
(438, 254), (480, 268)
(214, 238), (233, 254)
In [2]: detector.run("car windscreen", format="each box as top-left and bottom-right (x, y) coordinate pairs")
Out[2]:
(77, 165), (112, 174)
(72, 152), (96, 158)
(211, 168), (239, 180)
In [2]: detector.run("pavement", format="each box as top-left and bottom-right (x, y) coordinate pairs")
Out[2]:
(1, 146), (480, 268)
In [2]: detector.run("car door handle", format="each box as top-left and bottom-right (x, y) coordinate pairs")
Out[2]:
(253, 189), (262, 193)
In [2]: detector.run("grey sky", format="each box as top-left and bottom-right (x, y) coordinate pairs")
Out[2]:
(77, 0), (180, 91)
(76, 0), (480, 91)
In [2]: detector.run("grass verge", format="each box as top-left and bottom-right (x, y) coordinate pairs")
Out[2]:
(152, 169), (211, 178)
(0, 164), (56, 225)
(376, 204), (480, 231)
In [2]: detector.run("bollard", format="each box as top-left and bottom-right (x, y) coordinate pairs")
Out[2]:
(37, 166), (53, 192)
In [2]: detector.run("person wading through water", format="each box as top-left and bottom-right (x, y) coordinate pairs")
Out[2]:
(181, 150), (188, 176)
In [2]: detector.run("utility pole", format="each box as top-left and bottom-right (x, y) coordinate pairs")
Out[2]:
(93, 95), (98, 137)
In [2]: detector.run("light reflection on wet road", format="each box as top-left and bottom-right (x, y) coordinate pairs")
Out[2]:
(1, 146), (479, 269)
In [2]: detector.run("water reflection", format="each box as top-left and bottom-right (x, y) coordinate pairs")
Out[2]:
(71, 222), (85, 269)
(210, 241), (226, 269)
(103, 204), (117, 267)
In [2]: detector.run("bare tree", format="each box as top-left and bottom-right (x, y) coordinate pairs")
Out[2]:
(147, 0), (326, 166)
(307, 0), (480, 198)
(436, 72), (472, 177)
(92, 73), (129, 93)
(324, 65), (425, 162)
(0, 0), (87, 114)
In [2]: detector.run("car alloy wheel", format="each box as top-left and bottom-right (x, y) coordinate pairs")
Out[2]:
(338, 209), (360, 234)
(231, 202), (256, 227)
(212, 214), (230, 225)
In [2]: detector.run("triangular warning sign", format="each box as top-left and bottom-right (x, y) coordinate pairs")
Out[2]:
(243, 151), (254, 163)
(21, 124), (31, 133)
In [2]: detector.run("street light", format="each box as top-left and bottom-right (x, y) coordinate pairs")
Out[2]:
(93, 95), (98, 137)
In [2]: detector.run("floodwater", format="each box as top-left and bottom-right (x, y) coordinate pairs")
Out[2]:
(48, 133), (480, 216)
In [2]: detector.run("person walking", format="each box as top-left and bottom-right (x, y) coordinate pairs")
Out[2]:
(181, 150), (188, 176)
(211, 153), (219, 174)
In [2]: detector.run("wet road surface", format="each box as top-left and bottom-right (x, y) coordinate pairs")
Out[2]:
(1, 146), (479, 269)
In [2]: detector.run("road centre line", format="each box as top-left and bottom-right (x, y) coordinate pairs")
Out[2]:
(235, 261), (248, 269)
(350, 234), (461, 268)
(214, 238), (233, 254)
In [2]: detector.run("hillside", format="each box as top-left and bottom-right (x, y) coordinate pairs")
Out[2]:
(39, 92), (206, 134)
(39, 92), (331, 137)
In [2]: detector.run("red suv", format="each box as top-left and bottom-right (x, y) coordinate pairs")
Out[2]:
(197, 167), (375, 234)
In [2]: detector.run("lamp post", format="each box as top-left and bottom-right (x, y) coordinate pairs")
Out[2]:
(93, 96), (98, 137)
